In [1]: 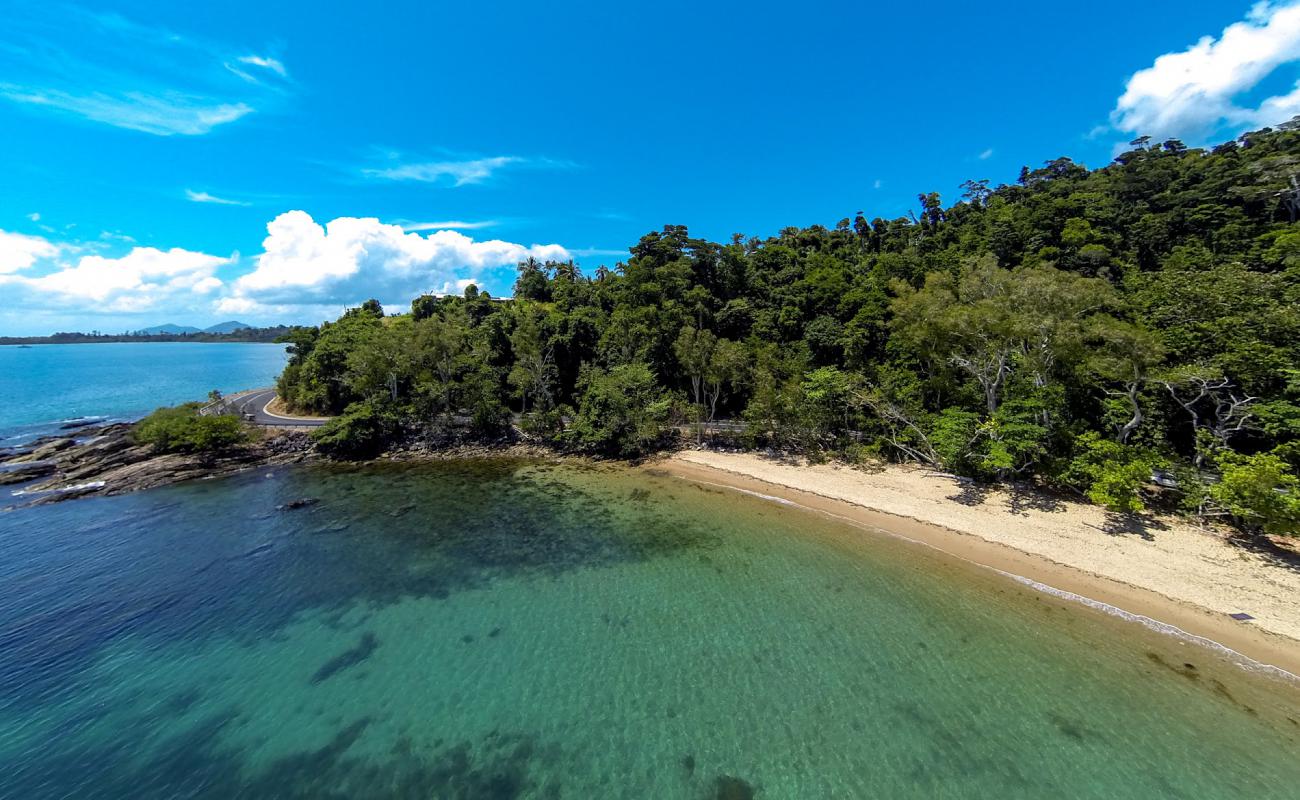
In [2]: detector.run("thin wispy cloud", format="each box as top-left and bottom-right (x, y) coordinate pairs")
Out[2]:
(186, 189), (251, 206)
(978, 148), (994, 160)
(394, 219), (500, 232)
(0, 6), (289, 135)
(1112, 1), (1300, 141)
(361, 153), (575, 187)
(364, 156), (521, 186)
(225, 54), (290, 85)
(237, 55), (287, 77)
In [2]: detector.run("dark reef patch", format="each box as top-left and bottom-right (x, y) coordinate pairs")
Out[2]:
(311, 632), (379, 684)
(5, 709), (569, 800)
(715, 775), (756, 800)
(1047, 712), (1097, 743)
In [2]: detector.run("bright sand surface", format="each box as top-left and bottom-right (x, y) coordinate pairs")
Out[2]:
(662, 450), (1300, 677)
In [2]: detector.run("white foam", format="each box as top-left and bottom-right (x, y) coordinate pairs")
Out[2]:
(13, 480), (106, 497)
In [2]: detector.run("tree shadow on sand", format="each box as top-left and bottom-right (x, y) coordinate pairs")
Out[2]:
(946, 480), (996, 507)
(1090, 511), (1169, 541)
(1225, 531), (1300, 575)
(1006, 483), (1068, 516)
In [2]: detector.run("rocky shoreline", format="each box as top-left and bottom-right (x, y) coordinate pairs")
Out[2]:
(0, 424), (316, 506)
(0, 423), (567, 508)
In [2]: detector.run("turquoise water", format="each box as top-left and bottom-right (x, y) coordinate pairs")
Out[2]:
(0, 459), (1297, 798)
(0, 343), (288, 444)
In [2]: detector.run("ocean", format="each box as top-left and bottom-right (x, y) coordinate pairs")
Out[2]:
(0, 458), (1297, 798)
(0, 342), (288, 445)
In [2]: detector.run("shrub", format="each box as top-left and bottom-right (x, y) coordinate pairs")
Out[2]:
(520, 406), (569, 440)
(565, 363), (673, 457)
(1062, 432), (1161, 513)
(311, 401), (400, 459)
(134, 403), (248, 454)
(1210, 451), (1300, 536)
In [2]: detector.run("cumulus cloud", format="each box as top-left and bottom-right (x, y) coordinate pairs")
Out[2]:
(223, 211), (569, 311)
(0, 230), (60, 273)
(0, 237), (229, 312)
(1112, 1), (1300, 140)
(0, 214), (571, 328)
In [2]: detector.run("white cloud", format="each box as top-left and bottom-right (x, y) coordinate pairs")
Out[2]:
(224, 211), (568, 310)
(0, 237), (229, 312)
(186, 189), (251, 206)
(26, 213), (40, 222)
(0, 230), (60, 274)
(873, 179), (883, 190)
(363, 156), (521, 186)
(1112, 1), (1300, 140)
(0, 7), (285, 135)
(394, 219), (499, 231)
(0, 212), (572, 329)
(0, 85), (252, 135)
(237, 55), (287, 78)
(978, 148), (994, 160)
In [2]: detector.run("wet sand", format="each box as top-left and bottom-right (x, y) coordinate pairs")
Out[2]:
(659, 451), (1300, 678)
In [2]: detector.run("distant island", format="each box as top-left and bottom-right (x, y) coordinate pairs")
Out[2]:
(0, 322), (296, 345)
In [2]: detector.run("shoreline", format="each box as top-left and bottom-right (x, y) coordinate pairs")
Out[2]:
(10, 414), (1300, 679)
(657, 452), (1300, 679)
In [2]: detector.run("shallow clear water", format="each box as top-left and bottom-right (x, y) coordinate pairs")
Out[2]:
(0, 342), (288, 443)
(0, 460), (1297, 799)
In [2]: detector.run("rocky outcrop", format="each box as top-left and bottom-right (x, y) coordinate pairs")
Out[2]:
(1, 425), (315, 507)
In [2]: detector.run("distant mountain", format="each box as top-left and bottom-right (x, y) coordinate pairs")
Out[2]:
(203, 320), (255, 334)
(138, 323), (202, 335)
(132, 321), (255, 335)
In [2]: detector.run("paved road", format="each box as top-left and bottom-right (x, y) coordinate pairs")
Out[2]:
(232, 389), (329, 428)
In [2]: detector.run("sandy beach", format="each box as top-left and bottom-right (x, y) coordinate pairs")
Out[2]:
(660, 450), (1300, 677)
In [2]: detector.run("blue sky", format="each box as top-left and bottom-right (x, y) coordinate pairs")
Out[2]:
(3, 0), (1300, 334)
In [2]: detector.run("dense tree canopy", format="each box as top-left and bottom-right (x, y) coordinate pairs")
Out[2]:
(277, 124), (1300, 534)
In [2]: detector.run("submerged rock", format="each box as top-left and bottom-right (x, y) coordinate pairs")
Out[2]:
(279, 498), (320, 511)
(715, 776), (756, 800)
(59, 418), (102, 430)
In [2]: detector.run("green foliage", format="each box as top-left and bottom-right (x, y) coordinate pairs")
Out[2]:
(134, 403), (247, 454)
(1063, 432), (1161, 513)
(929, 409), (983, 474)
(566, 363), (674, 457)
(311, 401), (401, 459)
(1209, 451), (1300, 536)
(268, 122), (1300, 534)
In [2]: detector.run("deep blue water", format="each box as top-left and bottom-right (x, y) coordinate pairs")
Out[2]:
(0, 343), (288, 444)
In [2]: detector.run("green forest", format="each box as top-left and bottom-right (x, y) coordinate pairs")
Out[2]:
(276, 124), (1300, 535)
